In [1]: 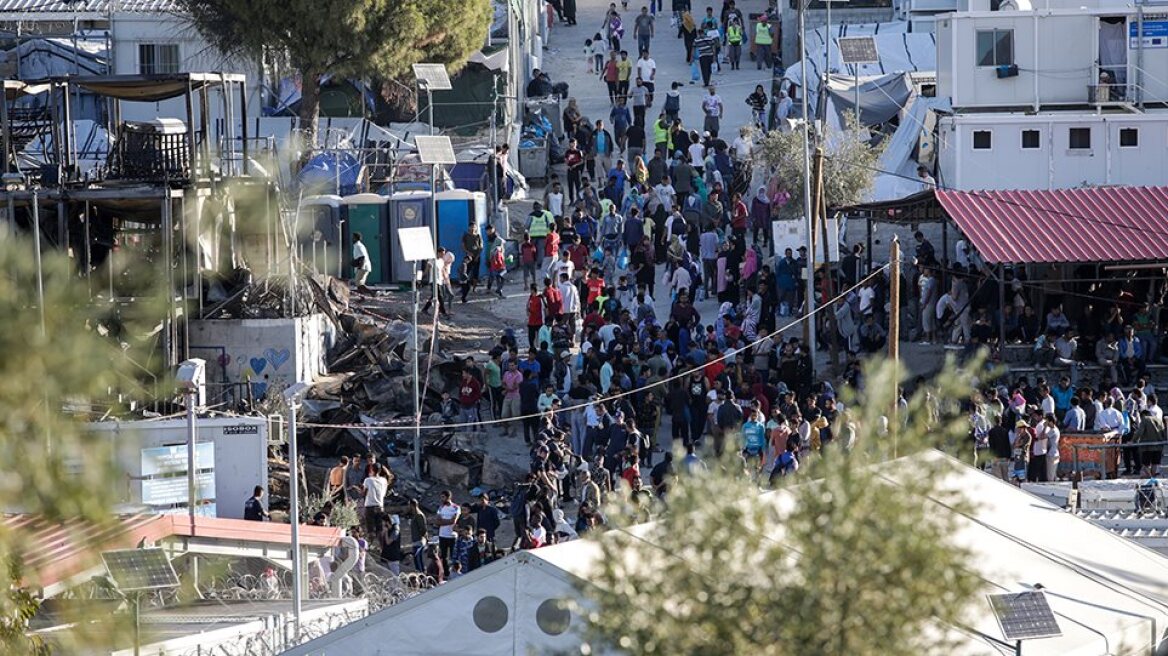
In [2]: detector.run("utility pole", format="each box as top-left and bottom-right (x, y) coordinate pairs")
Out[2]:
(889, 236), (901, 455)
(814, 147), (839, 373)
(798, 0), (818, 366)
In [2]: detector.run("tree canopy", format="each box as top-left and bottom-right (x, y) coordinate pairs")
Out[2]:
(0, 233), (161, 652)
(576, 358), (983, 656)
(180, 0), (491, 143)
(754, 125), (880, 218)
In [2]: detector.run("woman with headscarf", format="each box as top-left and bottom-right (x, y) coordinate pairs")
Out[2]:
(563, 98), (583, 135)
(741, 246), (759, 290)
(631, 155), (649, 186)
(715, 302), (734, 348)
(750, 186), (772, 253)
(666, 234), (686, 273)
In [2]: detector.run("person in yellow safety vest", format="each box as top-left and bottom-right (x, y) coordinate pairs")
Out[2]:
(653, 113), (671, 158)
(754, 17), (774, 71)
(726, 19), (744, 70)
(525, 201), (556, 269)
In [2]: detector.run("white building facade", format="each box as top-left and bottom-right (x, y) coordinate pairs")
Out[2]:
(932, 0), (1168, 191)
(0, 0), (262, 121)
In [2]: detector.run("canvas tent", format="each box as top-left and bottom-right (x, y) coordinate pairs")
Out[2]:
(418, 45), (507, 134)
(284, 451), (1168, 655)
(870, 95), (951, 201)
(785, 26), (937, 118)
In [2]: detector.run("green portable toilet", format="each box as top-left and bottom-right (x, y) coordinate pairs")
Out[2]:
(342, 193), (389, 284)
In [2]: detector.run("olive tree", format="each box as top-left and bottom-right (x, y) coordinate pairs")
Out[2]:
(576, 358), (983, 656)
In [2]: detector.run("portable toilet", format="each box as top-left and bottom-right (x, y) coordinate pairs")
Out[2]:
(298, 195), (344, 277)
(435, 190), (489, 280)
(341, 193), (389, 284)
(387, 190), (434, 284)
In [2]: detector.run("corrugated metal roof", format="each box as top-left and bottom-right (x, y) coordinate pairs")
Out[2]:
(935, 186), (1168, 265)
(0, 0), (179, 13)
(2, 513), (342, 592)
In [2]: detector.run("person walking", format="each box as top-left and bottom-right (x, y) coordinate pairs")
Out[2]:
(565, 138), (585, 202)
(485, 225), (506, 298)
(460, 221), (483, 303)
(753, 13), (773, 70)
(351, 233), (372, 290)
(701, 86), (723, 138)
(694, 30), (717, 87)
(725, 16), (744, 70)
(633, 6), (655, 58)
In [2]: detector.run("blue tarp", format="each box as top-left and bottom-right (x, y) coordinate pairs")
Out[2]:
(298, 151), (363, 196)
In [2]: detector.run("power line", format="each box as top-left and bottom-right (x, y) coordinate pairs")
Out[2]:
(216, 266), (891, 433)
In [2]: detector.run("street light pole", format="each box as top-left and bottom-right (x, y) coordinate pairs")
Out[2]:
(282, 381), (313, 639)
(413, 262), (422, 478)
(288, 398), (302, 635)
(426, 86), (439, 308)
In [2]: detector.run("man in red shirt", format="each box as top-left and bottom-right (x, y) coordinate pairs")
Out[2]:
(585, 268), (606, 307)
(704, 347), (726, 387)
(526, 285), (545, 348)
(568, 237), (590, 275)
(459, 369), (483, 426)
(542, 278), (563, 324)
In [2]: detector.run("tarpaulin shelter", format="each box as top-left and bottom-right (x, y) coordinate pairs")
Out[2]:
(298, 151), (365, 196)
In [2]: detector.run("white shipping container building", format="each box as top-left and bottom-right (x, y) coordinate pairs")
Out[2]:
(932, 0), (1168, 191)
(86, 415), (270, 521)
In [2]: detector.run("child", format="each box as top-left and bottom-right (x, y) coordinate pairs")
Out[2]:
(590, 34), (606, 74)
(440, 392), (458, 424)
(585, 38), (597, 73)
(616, 275), (635, 309)
(663, 82), (682, 122)
(601, 249), (618, 283)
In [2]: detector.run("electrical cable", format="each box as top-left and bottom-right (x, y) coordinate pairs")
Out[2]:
(214, 265), (891, 432)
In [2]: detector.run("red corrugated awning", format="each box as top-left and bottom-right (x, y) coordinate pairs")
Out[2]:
(935, 187), (1168, 264)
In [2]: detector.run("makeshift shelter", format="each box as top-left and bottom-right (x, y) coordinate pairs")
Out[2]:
(844, 185), (1168, 346)
(419, 45), (507, 134)
(870, 96), (951, 201)
(298, 151), (365, 196)
(784, 27), (937, 119)
(284, 451), (1168, 656)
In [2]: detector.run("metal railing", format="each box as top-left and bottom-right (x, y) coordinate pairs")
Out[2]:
(1069, 438), (1168, 482)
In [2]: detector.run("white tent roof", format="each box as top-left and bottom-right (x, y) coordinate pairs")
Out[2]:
(286, 452), (1168, 655)
(871, 95), (951, 201)
(785, 27), (937, 116)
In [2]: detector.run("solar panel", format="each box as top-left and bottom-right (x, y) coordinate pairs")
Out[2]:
(102, 548), (180, 592)
(837, 36), (880, 65)
(414, 135), (456, 164)
(988, 591), (1063, 641)
(412, 63), (452, 90)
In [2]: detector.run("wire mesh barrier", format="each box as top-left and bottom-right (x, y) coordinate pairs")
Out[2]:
(178, 568), (436, 655)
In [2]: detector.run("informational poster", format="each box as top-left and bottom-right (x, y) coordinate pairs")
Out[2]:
(1130, 20), (1168, 49)
(140, 443), (216, 512)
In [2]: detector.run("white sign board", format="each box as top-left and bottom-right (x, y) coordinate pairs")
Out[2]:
(772, 218), (841, 264)
(398, 226), (437, 262)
